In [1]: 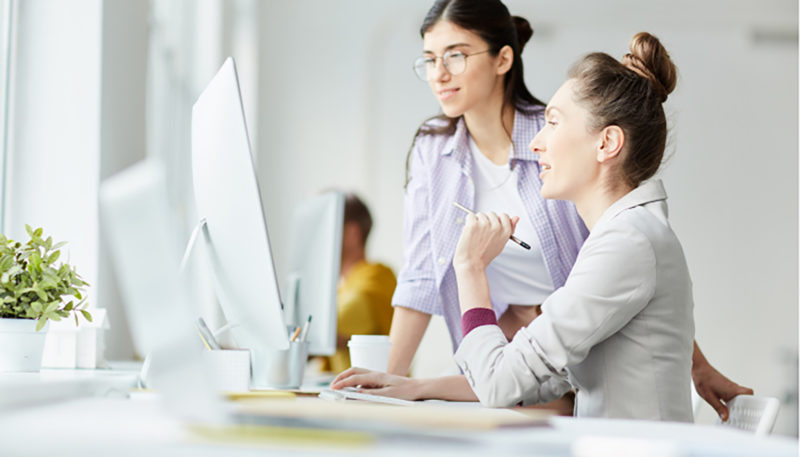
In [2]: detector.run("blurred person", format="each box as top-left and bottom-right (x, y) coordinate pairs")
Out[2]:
(318, 193), (397, 373)
(385, 0), (751, 419)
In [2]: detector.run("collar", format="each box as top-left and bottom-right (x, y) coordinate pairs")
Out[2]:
(440, 106), (543, 163)
(594, 179), (668, 229)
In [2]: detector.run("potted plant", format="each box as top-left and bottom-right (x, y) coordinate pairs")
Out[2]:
(0, 225), (92, 372)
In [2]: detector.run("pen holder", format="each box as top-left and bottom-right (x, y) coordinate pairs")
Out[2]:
(202, 349), (251, 393)
(263, 341), (308, 389)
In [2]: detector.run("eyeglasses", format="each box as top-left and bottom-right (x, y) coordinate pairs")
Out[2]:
(412, 49), (490, 81)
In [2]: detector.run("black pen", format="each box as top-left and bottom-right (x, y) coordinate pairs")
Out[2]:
(453, 202), (531, 250)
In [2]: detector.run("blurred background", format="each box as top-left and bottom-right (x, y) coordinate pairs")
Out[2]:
(0, 0), (796, 434)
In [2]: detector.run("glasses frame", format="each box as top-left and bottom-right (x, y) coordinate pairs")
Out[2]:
(412, 49), (491, 81)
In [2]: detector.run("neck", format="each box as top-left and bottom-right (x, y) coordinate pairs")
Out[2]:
(573, 181), (633, 231)
(340, 249), (365, 278)
(463, 90), (514, 165)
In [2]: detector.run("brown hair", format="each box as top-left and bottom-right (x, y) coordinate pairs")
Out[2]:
(405, 0), (544, 185)
(344, 193), (373, 246)
(568, 32), (678, 188)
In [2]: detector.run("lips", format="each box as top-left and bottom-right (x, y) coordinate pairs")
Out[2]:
(438, 87), (459, 101)
(539, 162), (551, 179)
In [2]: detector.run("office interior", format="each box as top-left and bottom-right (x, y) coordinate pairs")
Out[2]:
(0, 0), (797, 453)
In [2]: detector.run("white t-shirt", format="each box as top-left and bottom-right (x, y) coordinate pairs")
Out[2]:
(469, 136), (554, 307)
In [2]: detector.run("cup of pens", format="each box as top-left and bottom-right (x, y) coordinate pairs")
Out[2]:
(264, 316), (311, 388)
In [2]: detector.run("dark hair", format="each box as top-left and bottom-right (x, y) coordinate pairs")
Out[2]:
(406, 0), (544, 184)
(344, 193), (373, 245)
(568, 32), (678, 189)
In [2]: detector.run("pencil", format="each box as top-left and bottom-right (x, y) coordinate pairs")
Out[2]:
(299, 315), (312, 342)
(452, 201), (531, 250)
(289, 326), (302, 342)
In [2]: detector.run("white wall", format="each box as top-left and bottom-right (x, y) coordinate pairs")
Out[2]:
(4, 0), (102, 312)
(97, 0), (149, 360)
(257, 0), (798, 434)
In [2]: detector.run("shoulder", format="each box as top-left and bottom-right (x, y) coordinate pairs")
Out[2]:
(581, 215), (657, 274)
(412, 117), (456, 152)
(355, 261), (397, 283)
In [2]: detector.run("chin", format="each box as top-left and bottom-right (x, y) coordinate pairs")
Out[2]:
(439, 103), (464, 119)
(540, 185), (560, 201)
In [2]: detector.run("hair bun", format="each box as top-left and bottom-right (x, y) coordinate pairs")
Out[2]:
(622, 32), (677, 102)
(512, 16), (533, 51)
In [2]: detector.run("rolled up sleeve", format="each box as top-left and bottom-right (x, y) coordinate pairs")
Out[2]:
(392, 139), (441, 315)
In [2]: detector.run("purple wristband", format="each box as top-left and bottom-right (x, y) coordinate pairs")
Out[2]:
(462, 308), (498, 336)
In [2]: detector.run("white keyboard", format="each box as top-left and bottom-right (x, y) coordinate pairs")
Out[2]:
(318, 387), (419, 406)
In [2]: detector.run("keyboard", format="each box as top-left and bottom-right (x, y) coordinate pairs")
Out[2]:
(318, 387), (419, 406)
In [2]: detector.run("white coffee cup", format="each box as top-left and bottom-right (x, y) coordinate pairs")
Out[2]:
(348, 335), (391, 372)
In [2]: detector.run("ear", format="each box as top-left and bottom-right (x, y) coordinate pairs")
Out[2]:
(342, 222), (361, 247)
(596, 125), (624, 163)
(495, 45), (514, 76)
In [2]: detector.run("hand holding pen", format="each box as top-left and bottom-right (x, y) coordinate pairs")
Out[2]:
(453, 202), (530, 250)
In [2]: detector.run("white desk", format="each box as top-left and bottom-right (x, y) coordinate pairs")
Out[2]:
(0, 391), (796, 457)
(0, 361), (141, 409)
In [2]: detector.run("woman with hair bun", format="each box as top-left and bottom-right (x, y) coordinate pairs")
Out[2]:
(356, 0), (750, 419)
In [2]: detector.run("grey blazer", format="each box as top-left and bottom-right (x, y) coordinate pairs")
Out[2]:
(454, 180), (695, 421)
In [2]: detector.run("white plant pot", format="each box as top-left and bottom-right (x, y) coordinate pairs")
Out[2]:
(0, 318), (49, 372)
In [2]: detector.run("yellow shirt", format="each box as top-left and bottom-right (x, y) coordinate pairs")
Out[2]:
(320, 260), (396, 373)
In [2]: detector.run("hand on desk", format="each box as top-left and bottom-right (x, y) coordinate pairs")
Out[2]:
(331, 367), (421, 401)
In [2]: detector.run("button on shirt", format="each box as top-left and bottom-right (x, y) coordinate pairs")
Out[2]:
(454, 180), (695, 421)
(392, 107), (589, 350)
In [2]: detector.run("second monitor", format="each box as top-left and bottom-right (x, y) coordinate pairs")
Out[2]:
(284, 191), (344, 356)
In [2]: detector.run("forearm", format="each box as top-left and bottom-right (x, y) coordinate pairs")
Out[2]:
(692, 340), (705, 368)
(415, 375), (478, 402)
(387, 306), (431, 376)
(454, 263), (492, 314)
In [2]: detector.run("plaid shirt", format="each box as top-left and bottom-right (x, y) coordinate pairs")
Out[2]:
(392, 107), (589, 350)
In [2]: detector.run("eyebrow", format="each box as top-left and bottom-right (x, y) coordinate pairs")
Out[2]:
(423, 42), (473, 54)
(544, 106), (562, 118)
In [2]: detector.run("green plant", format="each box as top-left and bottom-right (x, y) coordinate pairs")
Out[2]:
(0, 225), (92, 330)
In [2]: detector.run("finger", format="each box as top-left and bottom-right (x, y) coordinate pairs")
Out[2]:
(332, 373), (386, 390)
(510, 216), (519, 232)
(499, 214), (513, 235)
(464, 213), (478, 227)
(475, 212), (490, 226)
(738, 386), (755, 396)
(487, 212), (502, 230)
(331, 367), (369, 386)
(702, 389), (729, 421)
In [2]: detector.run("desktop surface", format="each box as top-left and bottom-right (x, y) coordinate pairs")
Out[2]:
(0, 372), (797, 457)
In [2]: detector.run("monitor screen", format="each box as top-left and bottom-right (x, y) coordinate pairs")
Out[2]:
(191, 57), (288, 386)
(284, 191), (344, 356)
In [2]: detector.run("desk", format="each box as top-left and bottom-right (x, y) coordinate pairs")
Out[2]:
(0, 367), (796, 457)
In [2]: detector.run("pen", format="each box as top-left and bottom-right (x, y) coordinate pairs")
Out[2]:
(452, 201), (531, 250)
(289, 326), (301, 342)
(299, 315), (312, 342)
(196, 317), (222, 350)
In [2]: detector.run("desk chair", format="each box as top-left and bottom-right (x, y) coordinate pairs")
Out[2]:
(717, 394), (780, 436)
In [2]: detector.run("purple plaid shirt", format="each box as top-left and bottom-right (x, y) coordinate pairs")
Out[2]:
(392, 107), (589, 351)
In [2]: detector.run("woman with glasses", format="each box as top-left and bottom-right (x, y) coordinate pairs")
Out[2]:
(337, 31), (697, 419)
(383, 0), (750, 418)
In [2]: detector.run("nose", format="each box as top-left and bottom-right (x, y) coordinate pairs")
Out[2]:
(430, 58), (450, 82)
(530, 129), (546, 155)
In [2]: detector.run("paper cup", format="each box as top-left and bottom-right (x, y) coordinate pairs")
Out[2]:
(348, 335), (391, 372)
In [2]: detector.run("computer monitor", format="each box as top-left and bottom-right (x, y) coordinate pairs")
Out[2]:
(284, 191), (344, 356)
(191, 57), (288, 386)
